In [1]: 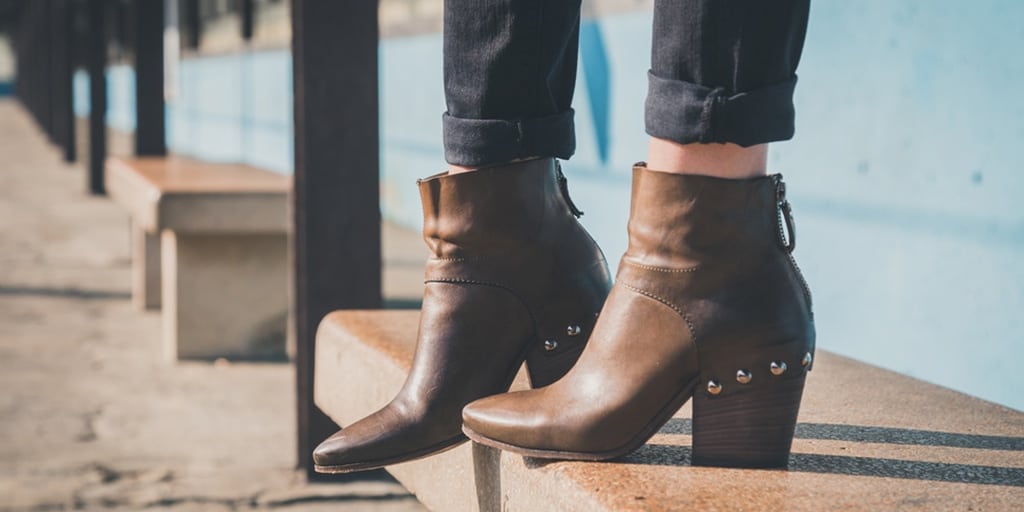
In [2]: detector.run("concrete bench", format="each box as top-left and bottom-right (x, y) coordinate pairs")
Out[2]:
(315, 310), (1024, 511)
(106, 156), (289, 361)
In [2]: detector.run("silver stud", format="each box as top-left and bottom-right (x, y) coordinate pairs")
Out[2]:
(770, 361), (788, 376)
(543, 339), (558, 352)
(566, 325), (581, 337)
(736, 369), (752, 384)
(801, 352), (813, 368)
(707, 379), (722, 395)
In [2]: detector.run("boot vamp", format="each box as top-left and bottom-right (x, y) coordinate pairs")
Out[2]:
(464, 285), (699, 453)
(313, 401), (456, 468)
(315, 281), (535, 468)
(402, 281), (535, 414)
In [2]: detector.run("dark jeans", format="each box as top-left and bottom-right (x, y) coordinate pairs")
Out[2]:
(443, 0), (810, 167)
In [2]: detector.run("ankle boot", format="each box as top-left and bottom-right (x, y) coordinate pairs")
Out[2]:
(312, 158), (612, 473)
(462, 164), (815, 468)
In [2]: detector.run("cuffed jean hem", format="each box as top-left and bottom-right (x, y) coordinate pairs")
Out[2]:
(645, 71), (798, 147)
(442, 109), (576, 167)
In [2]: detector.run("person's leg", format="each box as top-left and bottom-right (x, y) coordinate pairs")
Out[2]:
(313, 0), (612, 474)
(464, 0), (817, 469)
(646, 0), (810, 178)
(444, 0), (583, 172)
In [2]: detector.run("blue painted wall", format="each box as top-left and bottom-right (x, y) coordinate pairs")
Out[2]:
(168, 50), (294, 172)
(74, 1), (1024, 411)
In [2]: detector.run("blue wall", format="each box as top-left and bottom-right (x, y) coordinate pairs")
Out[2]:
(75, 1), (1024, 411)
(168, 50), (294, 172)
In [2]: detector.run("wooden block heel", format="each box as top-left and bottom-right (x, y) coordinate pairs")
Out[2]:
(691, 373), (806, 468)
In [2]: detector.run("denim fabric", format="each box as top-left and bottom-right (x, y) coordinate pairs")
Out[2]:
(647, 0), (810, 146)
(443, 0), (582, 166)
(443, 0), (810, 166)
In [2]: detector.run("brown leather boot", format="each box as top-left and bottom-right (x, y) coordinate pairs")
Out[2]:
(462, 164), (815, 468)
(312, 158), (611, 473)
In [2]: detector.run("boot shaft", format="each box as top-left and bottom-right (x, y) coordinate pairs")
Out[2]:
(618, 164), (814, 349)
(417, 158), (579, 260)
(625, 164), (786, 269)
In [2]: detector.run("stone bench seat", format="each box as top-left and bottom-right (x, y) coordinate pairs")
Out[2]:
(106, 156), (289, 361)
(315, 310), (1024, 511)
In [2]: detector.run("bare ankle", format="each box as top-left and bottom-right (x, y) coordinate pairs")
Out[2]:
(448, 164), (478, 175)
(447, 156), (546, 175)
(646, 138), (768, 179)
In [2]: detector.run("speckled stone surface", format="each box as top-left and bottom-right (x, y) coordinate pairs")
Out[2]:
(315, 310), (1024, 511)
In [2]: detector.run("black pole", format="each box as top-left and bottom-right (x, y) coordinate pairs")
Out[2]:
(13, 1), (28, 114)
(87, 0), (107, 195)
(240, 0), (254, 41)
(49, 0), (75, 162)
(40, 0), (54, 142)
(134, 0), (165, 156)
(183, 0), (200, 49)
(291, 0), (381, 479)
(19, 2), (35, 124)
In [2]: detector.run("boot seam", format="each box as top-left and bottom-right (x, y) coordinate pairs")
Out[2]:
(620, 283), (698, 344)
(428, 257), (486, 263)
(425, 278), (540, 338)
(621, 258), (700, 273)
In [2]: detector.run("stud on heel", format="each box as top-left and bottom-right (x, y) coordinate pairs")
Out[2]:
(691, 373), (806, 468)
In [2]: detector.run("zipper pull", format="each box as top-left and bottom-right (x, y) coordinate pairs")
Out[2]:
(774, 174), (796, 253)
(555, 161), (584, 218)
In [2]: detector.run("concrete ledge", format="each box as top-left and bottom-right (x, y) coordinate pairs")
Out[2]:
(106, 156), (289, 361)
(315, 310), (1024, 511)
(106, 156), (289, 234)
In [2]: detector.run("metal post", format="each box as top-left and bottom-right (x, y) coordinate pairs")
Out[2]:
(40, 0), (54, 141)
(49, 0), (75, 162)
(87, 0), (107, 195)
(134, 0), (165, 156)
(182, 0), (200, 49)
(290, 0), (381, 479)
(240, 0), (254, 41)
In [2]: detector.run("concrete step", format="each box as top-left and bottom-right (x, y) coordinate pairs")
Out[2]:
(315, 310), (1024, 511)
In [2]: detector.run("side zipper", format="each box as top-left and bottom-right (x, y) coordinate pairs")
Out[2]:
(555, 161), (584, 218)
(773, 174), (796, 253)
(773, 174), (814, 315)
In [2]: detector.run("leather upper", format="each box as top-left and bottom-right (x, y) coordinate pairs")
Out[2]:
(313, 158), (611, 469)
(463, 164), (815, 455)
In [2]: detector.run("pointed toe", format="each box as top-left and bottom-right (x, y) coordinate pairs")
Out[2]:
(312, 431), (354, 469)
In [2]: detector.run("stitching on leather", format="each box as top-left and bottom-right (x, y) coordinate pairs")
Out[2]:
(425, 278), (539, 335)
(620, 283), (698, 344)
(425, 277), (512, 291)
(621, 259), (700, 273)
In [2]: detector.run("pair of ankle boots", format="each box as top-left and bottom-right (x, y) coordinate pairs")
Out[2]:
(313, 158), (814, 473)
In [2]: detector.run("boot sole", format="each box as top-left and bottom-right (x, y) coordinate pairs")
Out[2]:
(313, 434), (467, 474)
(462, 377), (700, 462)
(464, 372), (807, 468)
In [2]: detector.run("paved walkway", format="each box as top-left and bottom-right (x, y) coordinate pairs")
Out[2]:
(0, 101), (424, 511)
